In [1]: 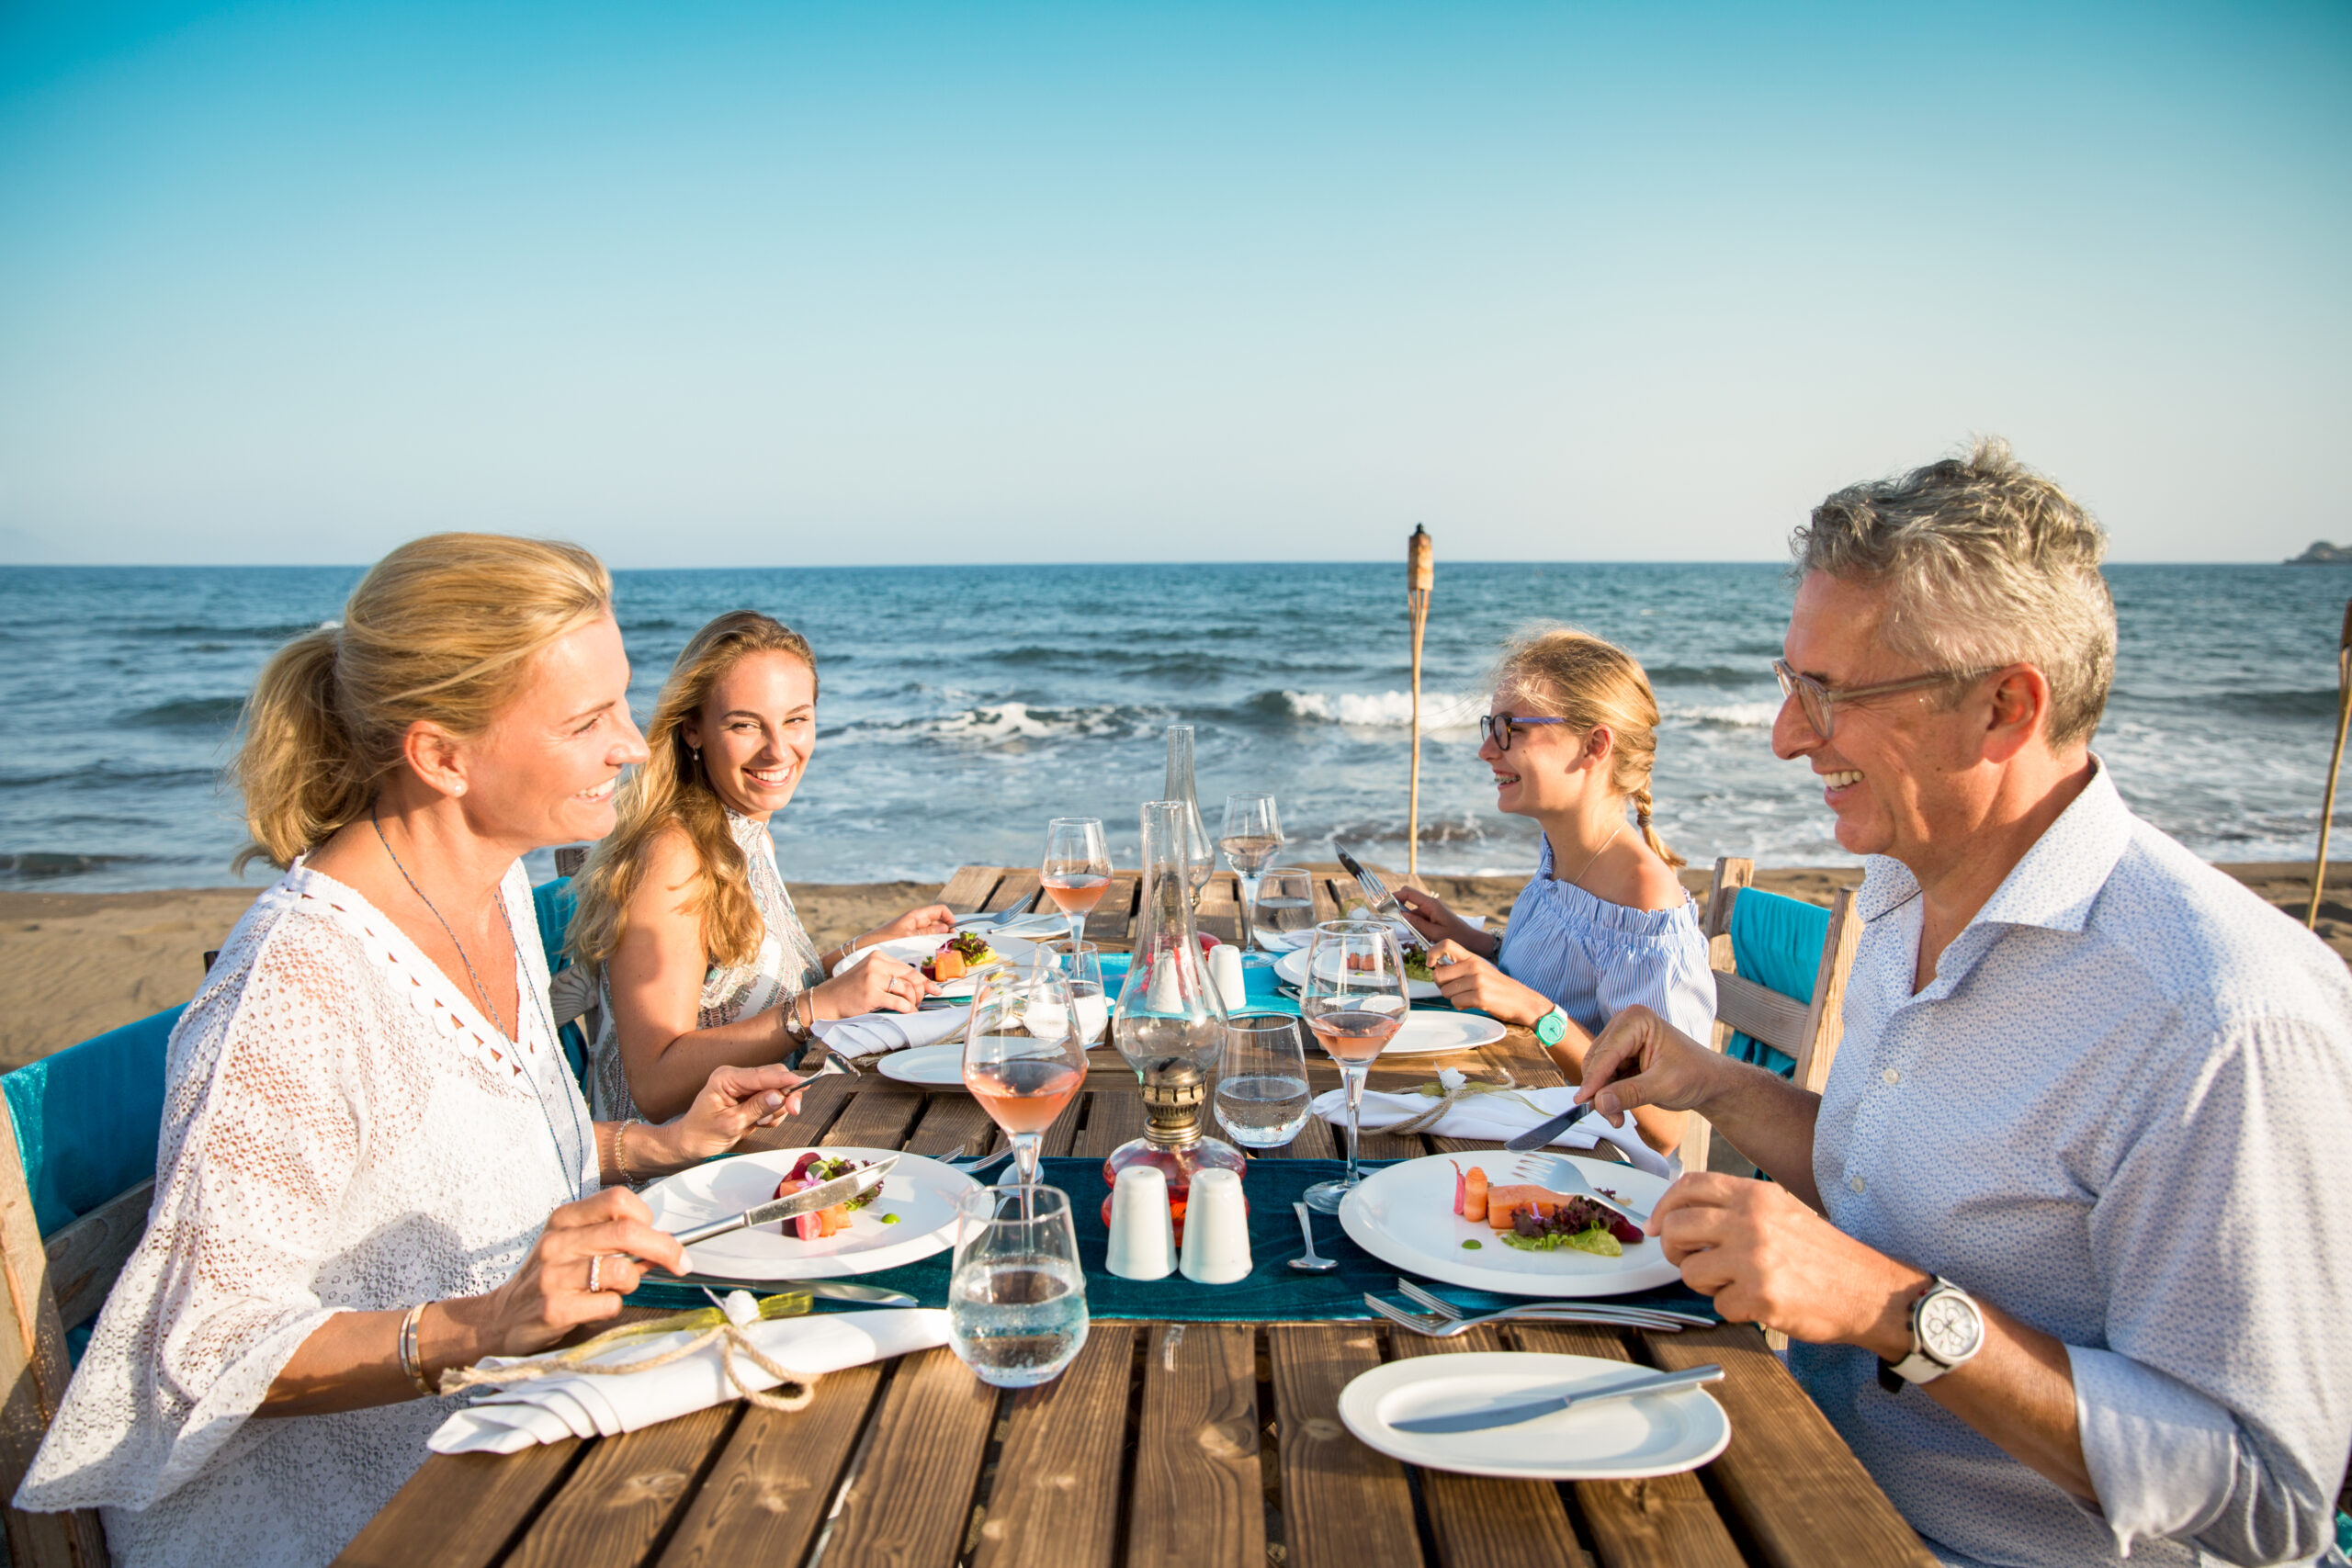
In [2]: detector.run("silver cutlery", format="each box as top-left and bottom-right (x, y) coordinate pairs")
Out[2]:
(1291, 1202), (1337, 1271)
(1501, 1102), (1592, 1152)
(671, 1155), (900, 1247)
(1389, 1363), (1724, 1434)
(1394, 1278), (1712, 1329)
(942, 1147), (1015, 1178)
(683, 1277), (918, 1307)
(1511, 1153), (1655, 1225)
(1363, 1293), (1692, 1339)
(1332, 844), (1429, 954)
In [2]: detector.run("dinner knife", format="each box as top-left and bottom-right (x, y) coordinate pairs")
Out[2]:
(671, 1155), (901, 1247)
(676, 1275), (918, 1307)
(1502, 1101), (1593, 1151)
(1389, 1363), (1724, 1435)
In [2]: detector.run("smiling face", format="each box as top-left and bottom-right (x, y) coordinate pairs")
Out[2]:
(683, 649), (817, 820)
(461, 612), (649, 850)
(1478, 687), (1603, 819)
(1773, 570), (1994, 862)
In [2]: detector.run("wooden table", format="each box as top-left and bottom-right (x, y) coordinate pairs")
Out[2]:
(336, 867), (1933, 1568)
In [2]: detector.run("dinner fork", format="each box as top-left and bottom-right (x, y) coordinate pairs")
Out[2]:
(1363, 1293), (1690, 1338)
(1394, 1279), (1711, 1329)
(1512, 1154), (1655, 1225)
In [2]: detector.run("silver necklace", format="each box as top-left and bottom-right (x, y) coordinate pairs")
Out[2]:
(372, 807), (590, 1186)
(1568, 824), (1621, 887)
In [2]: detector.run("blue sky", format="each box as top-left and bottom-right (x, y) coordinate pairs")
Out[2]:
(2, 2), (2346, 566)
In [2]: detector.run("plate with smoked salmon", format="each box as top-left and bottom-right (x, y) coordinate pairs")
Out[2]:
(833, 933), (1043, 1000)
(1337, 1150), (1679, 1296)
(644, 1145), (978, 1280)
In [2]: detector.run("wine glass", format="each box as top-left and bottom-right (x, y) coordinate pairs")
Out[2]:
(964, 959), (1088, 1190)
(1213, 1015), (1311, 1149)
(1040, 818), (1113, 950)
(1253, 866), (1317, 948)
(1218, 794), (1283, 951)
(1298, 920), (1408, 1213)
(946, 1183), (1089, 1388)
(1039, 939), (1108, 1048)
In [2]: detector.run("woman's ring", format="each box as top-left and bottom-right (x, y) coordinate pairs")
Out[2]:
(587, 1255), (605, 1293)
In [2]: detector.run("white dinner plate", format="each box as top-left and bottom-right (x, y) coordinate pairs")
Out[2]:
(876, 1043), (968, 1087)
(1339, 1352), (1729, 1480)
(832, 933), (1041, 1000)
(640, 1146), (977, 1280)
(1337, 1150), (1679, 1297)
(1379, 1011), (1508, 1055)
(1273, 947), (1442, 1001)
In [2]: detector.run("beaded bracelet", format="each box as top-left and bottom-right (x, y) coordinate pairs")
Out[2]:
(398, 1303), (434, 1396)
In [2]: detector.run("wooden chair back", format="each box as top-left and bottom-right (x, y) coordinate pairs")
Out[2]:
(1688, 857), (1862, 1173)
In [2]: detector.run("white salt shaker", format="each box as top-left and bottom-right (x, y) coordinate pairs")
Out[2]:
(1104, 1164), (1177, 1280)
(1208, 943), (1247, 1012)
(1178, 1167), (1253, 1284)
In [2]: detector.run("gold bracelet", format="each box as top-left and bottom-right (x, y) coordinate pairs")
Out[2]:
(398, 1303), (434, 1396)
(613, 1119), (635, 1184)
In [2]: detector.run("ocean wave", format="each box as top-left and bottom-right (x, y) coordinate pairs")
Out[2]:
(1271, 690), (1485, 729)
(1664, 701), (1781, 728)
(119, 621), (330, 642)
(0, 851), (167, 879)
(839, 699), (1153, 748)
(2110, 687), (2344, 721)
(1644, 664), (1773, 690)
(120, 696), (244, 729)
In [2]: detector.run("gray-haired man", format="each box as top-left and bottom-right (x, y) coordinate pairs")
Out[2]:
(1580, 441), (2352, 1567)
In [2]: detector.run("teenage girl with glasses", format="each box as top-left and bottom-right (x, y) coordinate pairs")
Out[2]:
(1396, 626), (1715, 1156)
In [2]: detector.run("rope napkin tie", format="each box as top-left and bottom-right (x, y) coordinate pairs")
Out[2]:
(435, 1290), (819, 1412)
(1369, 1068), (1535, 1136)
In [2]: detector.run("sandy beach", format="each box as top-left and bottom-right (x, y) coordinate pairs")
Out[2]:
(6, 862), (2346, 1072)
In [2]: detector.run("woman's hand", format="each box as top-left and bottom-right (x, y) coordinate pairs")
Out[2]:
(856, 904), (956, 947)
(649, 1062), (808, 1168)
(810, 953), (937, 1019)
(1394, 886), (1490, 953)
(470, 1188), (687, 1356)
(1423, 940), (1554, 1027)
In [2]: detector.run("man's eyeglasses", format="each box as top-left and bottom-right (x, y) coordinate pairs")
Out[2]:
(1771, 659), (2000, 741)
(1476, 713), (1572, 751)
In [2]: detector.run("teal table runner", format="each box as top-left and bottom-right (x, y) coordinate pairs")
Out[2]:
(630, 1156), (1715, 1325)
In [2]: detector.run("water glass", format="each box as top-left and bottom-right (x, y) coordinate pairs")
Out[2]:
(947, 1184), (1089, 1389)
(1038, 939), (1109, 1047)
(1213, 1015), (1311, 1149)
(1218, 794), (1283, 949)
(1253, 866), (1317, 944)
(1298, 920), (1408, 1213)
(1040, 818), (1113, 949)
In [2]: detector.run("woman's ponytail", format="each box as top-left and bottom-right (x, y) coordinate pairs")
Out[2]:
(232, 627), (368, 872)
(1631, 784), (1685, 870)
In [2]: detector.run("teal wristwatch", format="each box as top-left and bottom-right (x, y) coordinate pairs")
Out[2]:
(1533, 1006), (1569, 1047)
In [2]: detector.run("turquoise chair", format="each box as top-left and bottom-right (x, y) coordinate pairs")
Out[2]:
(1690, 858), (1862, 1174)
(531, 875), (593, 1089)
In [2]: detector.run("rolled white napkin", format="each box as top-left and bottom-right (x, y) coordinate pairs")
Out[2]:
(1310, 1083), (1675, 1179)
(429, 1307), (952, 1455)
(813, 1004), (971, 1059)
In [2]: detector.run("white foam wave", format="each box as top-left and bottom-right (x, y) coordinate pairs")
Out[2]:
(1666, 701), (1781, 729)
(1281, 690), (1483, 729)
(917, 700), (1133, 746)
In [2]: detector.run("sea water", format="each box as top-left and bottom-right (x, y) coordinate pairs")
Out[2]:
(1, 562), (2345, 890)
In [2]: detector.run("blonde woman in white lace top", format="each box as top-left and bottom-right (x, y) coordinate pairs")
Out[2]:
(571, 611), (955, 1122)
(15, 536), (808, 1568)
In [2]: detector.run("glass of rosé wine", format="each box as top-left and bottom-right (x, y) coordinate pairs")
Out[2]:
(964, 957), (1089, 1194)
(1040, 818), (1113, 950)
(1298, 920), (1408, 1213)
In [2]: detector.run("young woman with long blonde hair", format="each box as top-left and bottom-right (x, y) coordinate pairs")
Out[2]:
(1396, 626), (1714, 1155)
(16, 536), (804, 1568)
(567, 610), (954, 1122)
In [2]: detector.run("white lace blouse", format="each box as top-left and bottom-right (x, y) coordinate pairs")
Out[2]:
(15, 860), (596, 1568)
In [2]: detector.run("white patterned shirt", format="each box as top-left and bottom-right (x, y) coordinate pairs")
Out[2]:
(1792, 763), (2352, 1568)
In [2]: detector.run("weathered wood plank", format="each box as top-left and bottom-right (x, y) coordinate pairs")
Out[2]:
(937, 865), (1006, 914)
(1509, 1324), (1744, 1568)
(822, 1347), (1000, 1567)
(1713, 975), (1811, 1055)
(987, 870), (1045, 917)
(44, 1178), (153, 1331)
(1074, 1085), (1145, 1159)
(1128, 1323), (1262, 1568)
(652, 1361), (887, 1568)
(1390, 1325), (1584, 1568)
(972, 1323), (1136, 1568)
(736, 1072), (855, 1155)
(905, 1094), (1005, 1158)
(334, 1443), (584, 1568)
(1083, 874), (1140, 946)
(1642, 1325), (1935, 1568)
(1268, 1324), (1422, 1568)
(503, 1404), (737, 1568)
(818, 1087), (926, 1151)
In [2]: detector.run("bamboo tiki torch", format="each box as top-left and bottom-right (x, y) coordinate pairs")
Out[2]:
(2306, 597), (2352, 930)
(1407, 525), (1434, 880)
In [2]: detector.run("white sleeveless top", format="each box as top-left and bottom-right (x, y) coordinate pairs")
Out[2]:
(586, 809), (823, 1122)
(14, 860), (595, 1568)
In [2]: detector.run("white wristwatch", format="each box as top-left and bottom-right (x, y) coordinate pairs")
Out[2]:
(1878, 1276), (1984, 1392)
